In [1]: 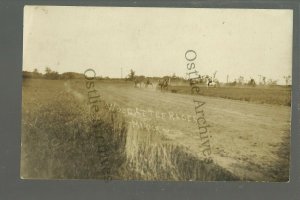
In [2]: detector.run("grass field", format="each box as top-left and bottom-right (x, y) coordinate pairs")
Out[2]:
(169, 85), (291, 106)
(21, 79), (291, 181)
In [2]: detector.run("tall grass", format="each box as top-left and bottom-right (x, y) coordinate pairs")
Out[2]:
(21, 91), (127, 179)
(123, 121), (238, 181)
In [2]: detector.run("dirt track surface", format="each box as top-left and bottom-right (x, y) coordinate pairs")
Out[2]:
(73, 81), (291, 181)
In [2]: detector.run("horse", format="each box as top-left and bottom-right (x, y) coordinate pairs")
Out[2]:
(144, 78), (153, 88)
(134, 77), (144, 88)
(206, 78), (218, 88)
(158, 79), (169, 91)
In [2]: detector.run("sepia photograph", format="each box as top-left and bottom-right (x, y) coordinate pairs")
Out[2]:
(21, 6), (292, 181)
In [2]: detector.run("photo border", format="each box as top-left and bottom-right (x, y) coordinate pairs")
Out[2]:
(0, 0), (299, 199)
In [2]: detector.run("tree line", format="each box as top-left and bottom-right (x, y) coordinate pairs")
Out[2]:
(23, 67), (85, 80)
(23, 67), (291, 87)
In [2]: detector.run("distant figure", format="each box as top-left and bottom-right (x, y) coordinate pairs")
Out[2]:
(144, 78), (153, 88)
(206, 77), (217, 87)
(134, 77), (143, 88)
(158, 79), (169, 91)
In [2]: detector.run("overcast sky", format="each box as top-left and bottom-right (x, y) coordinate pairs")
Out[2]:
(23, 6), (293, 84)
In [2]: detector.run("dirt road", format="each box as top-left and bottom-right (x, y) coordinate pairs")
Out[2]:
(72, 81), (291, 181)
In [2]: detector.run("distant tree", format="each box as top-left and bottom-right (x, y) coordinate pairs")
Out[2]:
(247, 79), (256, 87)
(32, 68), (42, 79)
(128, 69), (135, 81)
(262, 76), (266, 85)
(45, 67), (52, 74)
(61, 72), (75, 79)
(44, 67), (60, 79)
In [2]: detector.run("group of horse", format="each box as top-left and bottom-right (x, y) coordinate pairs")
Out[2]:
(134, 78), (152, 88)
(133, 76), (218, 91)
(134, 77), (169, 90)
(189, 76), (219, 88)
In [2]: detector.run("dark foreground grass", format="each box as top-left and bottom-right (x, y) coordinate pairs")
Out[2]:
(169, 85), (291, 106)
(21, 91), (127, 179)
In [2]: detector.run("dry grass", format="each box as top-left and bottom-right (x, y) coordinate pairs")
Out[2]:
(169, 85), (291, 106)
(123, 124), (239, 181)
(91, 81), (239, 180)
